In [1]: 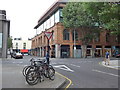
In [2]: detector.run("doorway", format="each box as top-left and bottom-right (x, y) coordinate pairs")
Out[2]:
(61, 45), (70, 58)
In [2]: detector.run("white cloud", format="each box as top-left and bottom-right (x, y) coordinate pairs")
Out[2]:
(0, 0), (56, 40)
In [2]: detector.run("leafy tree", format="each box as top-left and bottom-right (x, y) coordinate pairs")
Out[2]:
(62, 2), (119, 57)
(7, 37), (12, 49)
(85, 2), (119, 35)
(62, 2), (100, 57)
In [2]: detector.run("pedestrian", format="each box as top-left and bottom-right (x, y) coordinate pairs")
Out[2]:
(46, 51), (50, 64)
(104, 51), (110, 65)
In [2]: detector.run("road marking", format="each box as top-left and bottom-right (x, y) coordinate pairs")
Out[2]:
(70, 64), (80, 68)
(56, 72), (72, 90)
(54, 65), (74, 72)
(92, 69), (120, 77)
(99, 62), (120, 70)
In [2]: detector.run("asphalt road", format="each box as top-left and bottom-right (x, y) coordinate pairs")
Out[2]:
(1, 56), (119, 89)
(51, 57), (119, 88)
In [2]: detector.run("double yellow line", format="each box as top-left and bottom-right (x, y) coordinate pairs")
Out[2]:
(56, 72), (72, 90)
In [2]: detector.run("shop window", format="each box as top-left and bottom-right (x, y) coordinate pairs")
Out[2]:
(87, 45), (92, 48)
(86, 49), (91, 56)
(63, 29), (69, 40)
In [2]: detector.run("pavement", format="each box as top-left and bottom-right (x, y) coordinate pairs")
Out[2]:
(1, 57), (66, 89)
(1, 56), (119, 89)
(101, 58), (120, 70)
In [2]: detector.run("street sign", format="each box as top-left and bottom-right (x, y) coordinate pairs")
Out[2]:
(44, 32), (53, 40)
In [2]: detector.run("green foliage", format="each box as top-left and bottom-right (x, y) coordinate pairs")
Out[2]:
(7, 37), (12, 49)
(62, 2), (119, 45)
(85, 2), (119, 35)
(62, 2), (95, 28)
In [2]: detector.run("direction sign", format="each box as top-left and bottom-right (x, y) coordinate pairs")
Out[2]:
(44, 32), (53, 40)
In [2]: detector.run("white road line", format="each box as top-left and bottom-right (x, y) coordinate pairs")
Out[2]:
(92, 69), (120, 77)
(54, 65), (74, 72)
(70, 64), (80, 68)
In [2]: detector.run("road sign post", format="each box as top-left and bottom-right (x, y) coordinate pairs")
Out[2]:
(44, 31), (53, 57)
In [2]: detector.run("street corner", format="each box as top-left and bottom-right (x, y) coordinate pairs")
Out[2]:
(56, 72), (72, 89)
(100, 60), (120, 70)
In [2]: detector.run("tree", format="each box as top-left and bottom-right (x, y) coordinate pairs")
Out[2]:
(7, 37), (12, 49)
(85, 2), (119, 35)
(62, 2), (100, 58)
(62, 2), (119, 57)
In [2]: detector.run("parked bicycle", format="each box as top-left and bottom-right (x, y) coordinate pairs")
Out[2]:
(22, 58), (35, 77)
(22, 58), (55, 85)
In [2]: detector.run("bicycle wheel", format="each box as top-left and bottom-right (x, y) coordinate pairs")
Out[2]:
(22, 66), (35, 77)
(26, 70), (39, 85)
(22, 66), (29, 76)
(48, 67), (55, 80)
(44, 69), (49, 78)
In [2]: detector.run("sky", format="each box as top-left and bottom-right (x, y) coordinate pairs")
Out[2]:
(0, 0), (57, 40)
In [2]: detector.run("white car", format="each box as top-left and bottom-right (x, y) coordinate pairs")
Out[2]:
(13, 53), (23, 59)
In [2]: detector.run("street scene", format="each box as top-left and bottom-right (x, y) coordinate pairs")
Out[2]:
(1, 55), (120, 89)
(0, 0), (120, 90)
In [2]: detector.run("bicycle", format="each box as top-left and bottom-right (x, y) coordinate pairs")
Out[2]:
(24, 58), (55, 85)
(22, 58), (36, 77)
(25, 63), (44, 85)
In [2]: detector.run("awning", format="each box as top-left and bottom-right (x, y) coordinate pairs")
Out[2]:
(20, 49), (28, 53)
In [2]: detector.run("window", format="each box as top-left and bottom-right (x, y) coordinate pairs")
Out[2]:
(16, 43), (18, 46)
(51, 14), (54, 27)
(51, 31), (54, 41)
(55, 10), (60, 23)
(59, 8), (63, 22)
(106, 33), (110, 42)
(23, 43), (26, 49)
(63, 29), (69, 40)
(72, 30), (78, 41)
(94, 33), (100, 42)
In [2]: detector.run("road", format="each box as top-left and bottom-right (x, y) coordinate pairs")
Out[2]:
(1, 56), (119, 89)
(51, 58), (119, 88)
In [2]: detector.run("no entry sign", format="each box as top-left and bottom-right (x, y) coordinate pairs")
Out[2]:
(44, 32), (53, 40)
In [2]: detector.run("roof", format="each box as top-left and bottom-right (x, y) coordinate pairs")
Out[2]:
(34, 0), (66, 29)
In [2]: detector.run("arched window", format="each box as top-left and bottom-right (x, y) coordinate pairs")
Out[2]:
(94, 33), (100, 42)
(72, 30), (78, 41)
(63, 29), (69, 40)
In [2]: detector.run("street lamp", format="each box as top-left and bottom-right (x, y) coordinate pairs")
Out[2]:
(74, 29), (76, 58)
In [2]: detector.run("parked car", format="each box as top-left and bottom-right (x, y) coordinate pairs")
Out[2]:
(116, 54), (120, 58)
(13, 52), (23, 59)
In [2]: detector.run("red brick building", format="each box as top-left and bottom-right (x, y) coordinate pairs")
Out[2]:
(31, 1), (120, 58)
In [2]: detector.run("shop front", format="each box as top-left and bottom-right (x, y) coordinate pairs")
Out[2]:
(73, 45), (82, 58)
(112, 46), (120, 57)
(95, 45), (102, 57)
(86, 45), (92, 57)
(61, 45), (70, 58)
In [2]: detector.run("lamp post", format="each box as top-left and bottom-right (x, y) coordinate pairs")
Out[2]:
(74, 29), (76, 58)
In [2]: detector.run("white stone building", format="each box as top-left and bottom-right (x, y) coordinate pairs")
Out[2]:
(12, 38), (32, 54)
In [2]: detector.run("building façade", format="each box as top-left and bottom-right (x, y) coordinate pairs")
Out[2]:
(31, 1), (120, 58)
(0, 10), (10, 58)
